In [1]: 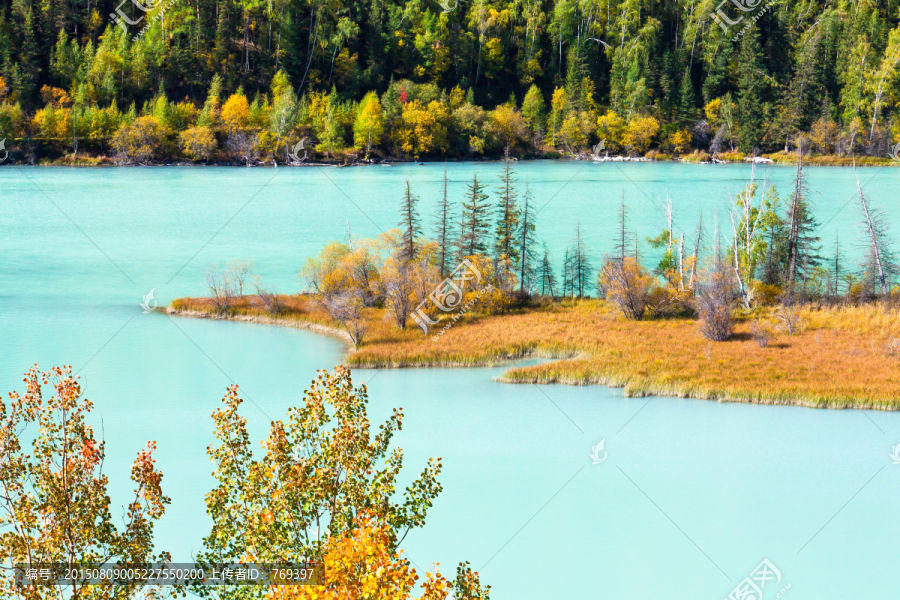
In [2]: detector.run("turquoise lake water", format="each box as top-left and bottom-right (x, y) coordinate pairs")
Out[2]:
(1, 162), (899, 599)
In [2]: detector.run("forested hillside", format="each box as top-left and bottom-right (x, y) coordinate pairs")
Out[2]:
(1, 0), (900, 162)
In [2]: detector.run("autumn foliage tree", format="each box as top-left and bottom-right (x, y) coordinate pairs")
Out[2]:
(268, 512), (489, 600)
(111, 116), (166, 164)
(599, 257), (653, 320)
(197, 367), (444, 579)
(0, 366), (170, 600)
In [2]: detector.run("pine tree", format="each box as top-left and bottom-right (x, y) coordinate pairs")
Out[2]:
(398, 179), (421, 261)
(561, 248), (574, 297)
(678, 68), (697, 125)
(785, 155), (821, 289)
(434, 163), (453, 275)
(537, 242), (557, 297)
(517, 178), (538, 294)
(570, 222), (592, 297)
(495, 153), (520, 272)
(614, 192), (630, 263)
(457, 173), (492, 258)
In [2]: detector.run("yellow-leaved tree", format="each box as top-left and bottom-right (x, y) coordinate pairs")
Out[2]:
(395, 100), (449, 157)
(179, 125), (217, 161)
(353, 92), (384, 158)
(221, 91), (250, 133)
(267, 511), (489, 600)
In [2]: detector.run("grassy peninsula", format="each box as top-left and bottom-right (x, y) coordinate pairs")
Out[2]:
(169, 294), (900, 410)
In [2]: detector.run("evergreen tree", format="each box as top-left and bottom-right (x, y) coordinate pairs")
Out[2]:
(537, 242), (558, 297)
(398, 180), (421, 261)
(785, 156), (821, 289)
(570, 222), (592, 297)
(494, 154), (520, 270)
(562, 248), (574, 298)
(517, 178), (538, 294)
(433, 163), (453, 275)
(457, 173), (491, 258)
(614, 192), (631, 263)
(678, 68), (697, 125)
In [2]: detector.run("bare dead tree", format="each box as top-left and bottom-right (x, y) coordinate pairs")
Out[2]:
(322, 291), (367, 347)
(854, 162), (897, 296)
(695, 259), (736, 341)
(206, 265), (236, 317)
(229, 259), (254, 296)
(226, 132), (260, 166)
(253, 276), (284, 315)
(382, 262), (414, 329)
(774, 298), (804, 336)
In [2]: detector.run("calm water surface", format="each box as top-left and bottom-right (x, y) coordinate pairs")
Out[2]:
(1, 162), (899, 599)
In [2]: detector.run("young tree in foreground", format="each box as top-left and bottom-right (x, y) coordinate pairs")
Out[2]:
(198, 367), (444, 581)
(267, 512), (490, 600)
(0, 365), (170, 600)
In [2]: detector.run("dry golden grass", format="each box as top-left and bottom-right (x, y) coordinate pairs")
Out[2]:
(170, 295), (900, 409)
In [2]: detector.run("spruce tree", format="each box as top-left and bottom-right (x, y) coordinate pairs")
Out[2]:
(495, 153), (520, 270)
(785, 155), (821, 289)
(457, 173), (492, 258)
(537, 243), (558, 297)
(434, 163), (452, 275)
(678, 68), (697, 125)
(517, 178), (538, 294)
(398, 179), (421, 261)
(570, 222), (592, 297)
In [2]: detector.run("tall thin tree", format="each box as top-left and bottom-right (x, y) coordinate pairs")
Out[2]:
(495, 153), (520, 272)
(399, 179), (421, 261)
(434, 163), (452, 275)
(855, 162), (897, 295)
(517, 178), (538, 294)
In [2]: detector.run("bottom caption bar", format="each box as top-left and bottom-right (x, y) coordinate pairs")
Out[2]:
(13, 563), (322, 586)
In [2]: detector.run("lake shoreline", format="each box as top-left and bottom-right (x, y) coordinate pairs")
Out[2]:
(4, 150), (899, 168)
(168, 297), (900, 412)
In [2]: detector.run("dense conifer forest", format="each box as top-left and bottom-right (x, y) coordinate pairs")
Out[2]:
(1, 0), (899, 162)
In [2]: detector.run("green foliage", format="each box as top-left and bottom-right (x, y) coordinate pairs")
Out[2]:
(6, 0), (900, 160)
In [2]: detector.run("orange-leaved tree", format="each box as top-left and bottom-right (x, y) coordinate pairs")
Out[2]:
(0, 365), (170, 600)
(267, 511), (489, 600)
(196, 366), (446, 600)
